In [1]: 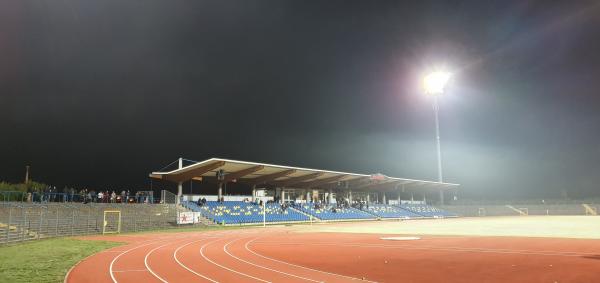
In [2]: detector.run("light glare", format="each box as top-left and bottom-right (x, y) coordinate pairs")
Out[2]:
(423, 71), (452, 95)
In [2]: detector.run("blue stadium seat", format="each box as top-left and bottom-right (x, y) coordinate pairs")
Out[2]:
(295, 203), (376, 220)
(362, 204), (423, 218)
(397, 204), (457, 217)
(182, 201), (309, 224)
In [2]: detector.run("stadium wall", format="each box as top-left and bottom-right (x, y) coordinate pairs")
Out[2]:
(441, 203), (595, 217)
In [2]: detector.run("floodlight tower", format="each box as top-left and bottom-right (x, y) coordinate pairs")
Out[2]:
(423, 71), (451, 205)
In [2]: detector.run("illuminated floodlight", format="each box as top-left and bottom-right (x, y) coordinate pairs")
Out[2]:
(423, 71), (452, 95)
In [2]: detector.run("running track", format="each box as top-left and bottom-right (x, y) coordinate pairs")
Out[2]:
(66, 227), (600, 283)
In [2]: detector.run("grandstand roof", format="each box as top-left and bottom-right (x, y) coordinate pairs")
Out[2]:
(150, 158), (459, 191)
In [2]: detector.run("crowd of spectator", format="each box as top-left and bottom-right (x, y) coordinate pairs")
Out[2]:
(23, 186), (154, 204)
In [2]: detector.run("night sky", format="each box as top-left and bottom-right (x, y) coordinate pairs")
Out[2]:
(2, 1), (600, 199)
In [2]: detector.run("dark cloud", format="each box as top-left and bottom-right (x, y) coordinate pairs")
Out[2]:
(2, 0), (600, 198)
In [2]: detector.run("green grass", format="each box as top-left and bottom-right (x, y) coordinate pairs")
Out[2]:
(0, 238), (123, 283)
(0, 225), (257, 283)
(0, 223), (286, 283)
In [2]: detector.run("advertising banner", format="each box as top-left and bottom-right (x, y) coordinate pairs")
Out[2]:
(177, 212), (195, 224)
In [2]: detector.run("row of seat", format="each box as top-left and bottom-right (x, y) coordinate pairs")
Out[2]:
(362, 204), (423, 218)
(293, 203), (375, 220)
(182, 201), (456, 224)
(398, 204), (457, 217)
(183, 201), (309, 224)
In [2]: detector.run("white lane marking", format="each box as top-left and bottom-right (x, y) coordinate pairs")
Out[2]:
(253, 241), (599, 257)
(113, 269), (151, 273)
(223, 237), (322, 283)
(145, 241), (180, 283)
(246, 238), (377, 283)
(200, 237), (271, 283)
(110, 240), (167, 283)
(173, 238), (220, 283)
(380, 236), (420, 241)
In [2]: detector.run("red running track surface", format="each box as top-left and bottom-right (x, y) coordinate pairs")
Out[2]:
(65, 227), (600, 283)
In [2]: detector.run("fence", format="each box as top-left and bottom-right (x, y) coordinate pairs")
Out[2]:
(441, 203), (594, 217)
(161, 190), (178, 204)
(0, 202), (183, 245)
(0, 191), (27, 202)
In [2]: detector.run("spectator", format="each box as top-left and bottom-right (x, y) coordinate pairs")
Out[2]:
(111, 191), (116, 203)
(98, 191), (104, 202)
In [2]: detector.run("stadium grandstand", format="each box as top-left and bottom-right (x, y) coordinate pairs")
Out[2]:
(151, 157), (460, 225)
(1, 157), (460, 244)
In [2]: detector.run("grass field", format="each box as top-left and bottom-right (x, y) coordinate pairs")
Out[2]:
(0, 238), (123, 283)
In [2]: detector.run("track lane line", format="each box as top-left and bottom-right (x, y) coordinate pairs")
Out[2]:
(200, 237), (272, 283)
(246, 238), (377, 283)
(252, 241), (600, 257)
(113, 269), (150, 273)
(224, 237), (323, 283)
(173, 238), (220, 283)
(145, 240), (184, 283)
(110, 240), (169, 283)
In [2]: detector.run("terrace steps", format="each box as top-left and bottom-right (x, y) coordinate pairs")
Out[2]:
(583, 204), (598, 215)
(289, 206), (317, 220)
(505, 205), (528, 215)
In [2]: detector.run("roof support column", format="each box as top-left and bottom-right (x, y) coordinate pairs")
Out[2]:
(440, 190), (445, 205)
(177, 182), (183, 204)
(328, 189), (333, 204)
(218, 183), (223, 201)
(176, 158), (183, 205)
(382, 192), (386, 205)
(366, 194), (370, 204)
(280, 188), (285, 204)
(252, 185), (256, 201)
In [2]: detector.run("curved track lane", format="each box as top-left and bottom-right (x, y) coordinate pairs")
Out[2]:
(66, 227), (600, 283)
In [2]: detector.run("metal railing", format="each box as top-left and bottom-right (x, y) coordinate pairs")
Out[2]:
(161, 190), (177, 204)
(0, 202), (186, 245)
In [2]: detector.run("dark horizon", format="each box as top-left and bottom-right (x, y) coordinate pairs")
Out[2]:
(2, 1), (600, 199)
